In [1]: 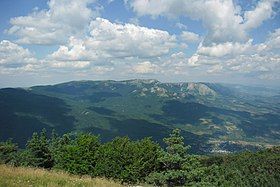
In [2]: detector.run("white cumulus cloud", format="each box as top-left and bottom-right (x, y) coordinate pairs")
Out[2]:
(49, 18), (176, 63)
(242, 0), (277, 30)
(180, 31), (200, 43)
(50, 60), (91, 69)
(127, 0), (278, 45)
(197, 40), (253, 57)
(132, 61), (158, 74)
(0, 40), (37, 65)
(188, 54), (200, 67)
(0, 40), (39, 74)
(7, 0), (97, 45)
(262, 28), (280, 51)
(88, 18), (176, 58)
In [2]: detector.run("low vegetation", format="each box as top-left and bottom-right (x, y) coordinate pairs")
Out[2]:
(1, 128), (279, 186)
(0, 164), (124, 187)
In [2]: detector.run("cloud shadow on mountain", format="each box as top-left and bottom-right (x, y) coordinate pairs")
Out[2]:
(0, 88), (76, 147)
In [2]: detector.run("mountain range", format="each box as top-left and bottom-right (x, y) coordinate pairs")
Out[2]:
(0, 79), (279, 154)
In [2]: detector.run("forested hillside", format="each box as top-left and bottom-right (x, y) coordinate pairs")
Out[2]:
(2, 0), (279, 186)
(0, 80), (279, 154)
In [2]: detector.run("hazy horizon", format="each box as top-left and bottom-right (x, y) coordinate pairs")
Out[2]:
(1, 78), (280, 90)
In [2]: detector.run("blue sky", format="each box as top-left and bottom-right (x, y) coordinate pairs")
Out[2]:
(0, 0), (280, 87)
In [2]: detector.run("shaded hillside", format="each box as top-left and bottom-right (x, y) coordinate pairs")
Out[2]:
(0, 80), (279, 153)
(0, 88), (76, 147)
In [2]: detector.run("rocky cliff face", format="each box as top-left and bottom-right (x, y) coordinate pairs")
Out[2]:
(120, 80), (218, 98)
(186, 83), (217, 96)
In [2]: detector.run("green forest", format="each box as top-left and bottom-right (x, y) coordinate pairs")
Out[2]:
(0, 129), (279, 187)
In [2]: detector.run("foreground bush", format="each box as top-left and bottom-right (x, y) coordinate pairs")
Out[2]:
(1, 128), (279, 186)
(202, 146), (280, 186)
(94, 137), (160, 183)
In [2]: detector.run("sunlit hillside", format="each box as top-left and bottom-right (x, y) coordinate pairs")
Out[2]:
(0, 165), (125, 187)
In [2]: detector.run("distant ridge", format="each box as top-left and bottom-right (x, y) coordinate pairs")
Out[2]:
(1, 79), (279, 154)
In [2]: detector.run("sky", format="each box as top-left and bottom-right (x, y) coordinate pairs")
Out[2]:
(0, 0), (280, 87)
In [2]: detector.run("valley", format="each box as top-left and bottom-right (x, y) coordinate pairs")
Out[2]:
(0, 79), (279, 154)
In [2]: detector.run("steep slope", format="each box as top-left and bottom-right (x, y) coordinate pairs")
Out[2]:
(0, 80), (279, 154)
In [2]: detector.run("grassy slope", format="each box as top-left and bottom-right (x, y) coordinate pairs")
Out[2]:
(0, 165), (125, 187)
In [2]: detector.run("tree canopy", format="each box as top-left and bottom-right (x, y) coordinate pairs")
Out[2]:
(0, 128), (279, 186)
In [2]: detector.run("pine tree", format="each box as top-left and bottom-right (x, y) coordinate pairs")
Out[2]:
(25, 129), (54, 168)
(0, 139), (18, 165)
(147, 129), (190, 186)
(147, 129), (211, 186)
